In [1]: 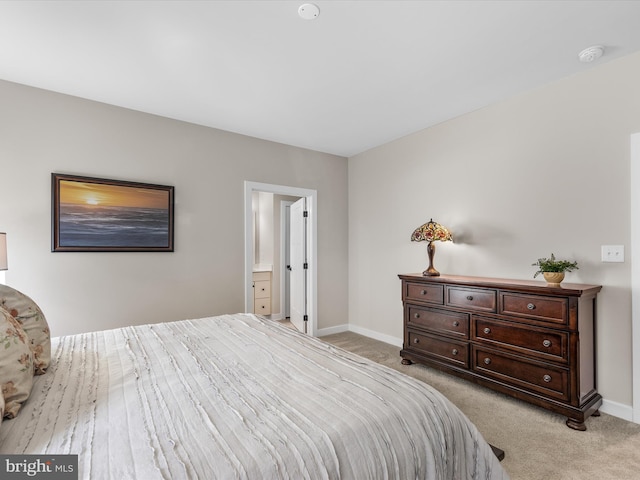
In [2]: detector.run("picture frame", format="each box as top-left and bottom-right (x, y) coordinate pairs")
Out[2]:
(52, 173), (174, 252)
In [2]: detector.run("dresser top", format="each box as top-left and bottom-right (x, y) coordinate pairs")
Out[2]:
(398, 273), (602, 297)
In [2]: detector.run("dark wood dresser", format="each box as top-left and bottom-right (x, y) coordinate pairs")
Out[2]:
(399, 273), (602, 430)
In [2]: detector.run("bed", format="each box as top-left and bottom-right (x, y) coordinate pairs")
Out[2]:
(1, 311), (509, 479)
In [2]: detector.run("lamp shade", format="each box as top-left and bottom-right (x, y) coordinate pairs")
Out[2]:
(410, 219), (452, 243)
(0, 232), (7, 271)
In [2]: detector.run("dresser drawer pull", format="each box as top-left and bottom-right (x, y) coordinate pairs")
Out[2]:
(452, 348), (459, 355)
(527, 303), (536, 310)
(413, 338), (420, 344)
(483, 327), (491, 334)
(421, 290), (428, 295)
(543, 339), (552, 348)
(483, 357), (491, 365)
(453, 321), (460, 327)
(543, 374), (552, 383)
(414, 313), (420, 319)
(466, 295), (474, 301)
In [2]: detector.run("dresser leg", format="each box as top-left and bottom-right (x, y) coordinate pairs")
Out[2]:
(592, 409), (601, 417)
(565, 418), (587, 431)
(489, 444), (505, 462)
(401, 358), (413, 365)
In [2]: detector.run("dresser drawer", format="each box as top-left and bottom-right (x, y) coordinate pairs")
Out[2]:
(499, 292), (568, 326)
(254, 298), (271, 315)
(254, 280), (271, 299)
(405, 282), (444, 305)
(472, 347), (569, 401)
(407, 331), (468, 368)
(446, 286), (496, 312)
(473, 316), (568, 363)
(407, 305), (469, 339)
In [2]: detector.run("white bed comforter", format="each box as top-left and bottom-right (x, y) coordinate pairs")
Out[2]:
(0, 314), (509, 479)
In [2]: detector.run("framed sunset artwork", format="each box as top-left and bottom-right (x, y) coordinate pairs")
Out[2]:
(51, 173), (174, 252)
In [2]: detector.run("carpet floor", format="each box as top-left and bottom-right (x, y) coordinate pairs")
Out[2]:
(321, 331), (640, 480)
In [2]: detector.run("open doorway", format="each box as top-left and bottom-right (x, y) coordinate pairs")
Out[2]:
(244, 181), (317, 336)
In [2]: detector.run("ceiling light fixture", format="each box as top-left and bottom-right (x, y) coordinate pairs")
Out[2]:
(578, 45), (604, 63)
(298, 3), (320, 20)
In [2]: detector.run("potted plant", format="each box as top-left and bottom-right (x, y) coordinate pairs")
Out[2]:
(532, 253), (579, 286)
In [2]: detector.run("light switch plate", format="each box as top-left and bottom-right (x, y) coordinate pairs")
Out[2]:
(601, 245), (624, 262)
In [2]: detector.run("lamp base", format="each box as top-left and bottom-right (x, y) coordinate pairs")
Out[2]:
(422, 267), (440, 277)
(422, 241), (441, 276)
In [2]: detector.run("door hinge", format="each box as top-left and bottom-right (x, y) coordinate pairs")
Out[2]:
(303, 262), (308, 269)
(303, 315), (308, 322)
(303, 210), (308, 217)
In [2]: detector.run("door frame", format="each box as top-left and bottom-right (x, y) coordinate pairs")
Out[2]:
(244, 181), (318, 336)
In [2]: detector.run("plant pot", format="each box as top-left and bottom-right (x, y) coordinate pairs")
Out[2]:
(543, 272), (565, 286)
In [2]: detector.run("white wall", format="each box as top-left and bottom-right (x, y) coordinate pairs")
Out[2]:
(0, 79), (348, 336)
(349, 51), (640, 410)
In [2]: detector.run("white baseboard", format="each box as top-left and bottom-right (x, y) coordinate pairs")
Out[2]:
(600, 398), (635, 422)
(315, 323), (349, 337)
(346, 324), (403, 348)
(315, 323), (403, 347)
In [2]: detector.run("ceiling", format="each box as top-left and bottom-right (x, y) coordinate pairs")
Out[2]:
(1, 1), (640, 157)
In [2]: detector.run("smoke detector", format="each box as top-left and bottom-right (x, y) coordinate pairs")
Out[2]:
(298, 3), (320, 20)
(578, 45), (604, 63)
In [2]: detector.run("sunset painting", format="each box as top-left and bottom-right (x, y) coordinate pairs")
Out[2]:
(52, 174), (174, 252)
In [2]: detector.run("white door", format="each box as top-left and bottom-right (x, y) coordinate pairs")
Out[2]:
(283, 203), (292, 319)
(289, 197), (307, 333)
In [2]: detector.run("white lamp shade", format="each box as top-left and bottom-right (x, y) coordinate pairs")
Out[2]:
(0, 233), (7, 271)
